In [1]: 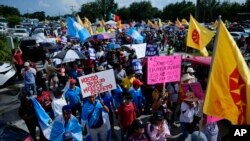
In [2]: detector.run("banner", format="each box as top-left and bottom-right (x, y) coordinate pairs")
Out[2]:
(78, 69), (116, 98)
(124, 43), (147, 58)
(147, 55), (182, 84)
(146, 44), (159, 56)
(132, 59), (142, 74)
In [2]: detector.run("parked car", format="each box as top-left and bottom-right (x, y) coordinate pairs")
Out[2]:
(0, 25), (7, 35)
(230, 32), (249, 41)
(19, 37), (47, 62)
(0, 121), (34, 141)
(0, 62), (16, 87)
(13, 28), (29, 40)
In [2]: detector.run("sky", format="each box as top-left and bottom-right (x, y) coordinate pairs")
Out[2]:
(0, 0), (246, 16)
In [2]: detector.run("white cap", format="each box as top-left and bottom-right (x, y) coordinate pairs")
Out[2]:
(186, 67), (195, 73)
(181, 73), (193, 82)
(24, 62), (30, 67)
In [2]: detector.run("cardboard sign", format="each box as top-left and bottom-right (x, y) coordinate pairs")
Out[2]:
(190, 82), (204, 100)
(146, 44), (159, 56)
(123, 43), (147, 58)
(147, 55), (182, 84)
(78, 69), (116, 98)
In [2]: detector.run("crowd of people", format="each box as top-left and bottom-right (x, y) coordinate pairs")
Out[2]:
(11, 22), (250, 141)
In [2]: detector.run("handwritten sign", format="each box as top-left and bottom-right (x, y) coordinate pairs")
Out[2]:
(146, 44), (159, 56)
(78, 69), (116, 98)
(190, 82), (204, 100)
(147, 55), (182, 84)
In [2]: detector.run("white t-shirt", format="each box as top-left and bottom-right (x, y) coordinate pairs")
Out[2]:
(179, 102), (195, 123)
(52, 97), (67, 117)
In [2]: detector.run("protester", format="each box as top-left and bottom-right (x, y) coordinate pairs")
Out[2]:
(178, 91), (198, 141)
(186, 67), (197, 83)
(21, 62), (37, 96)
(81, 94), (110, 141)
(147, 111), (171, 141)
(117, 92), (136, 140)
(50, 105), (82, 141)
(64, 79), (83, 119)
(13, 47), (24, 80)
(52, 88), (67, 118)
(127, 119), (149, 141)
(129, 79), (145, 117)
(44, 58), (58, 89)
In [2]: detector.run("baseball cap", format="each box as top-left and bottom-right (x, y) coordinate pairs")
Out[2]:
(133, 79), (143, 86)
(69, 79), (76, 84)
(62, 131), (73, 141)
(153, 111), (164, 120)
(186, 67), (195, 73)
(24, 62), (30, 67)
(62, 105), (72, 113)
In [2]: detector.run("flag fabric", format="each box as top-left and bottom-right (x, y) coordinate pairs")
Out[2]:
(203, 20), (250, 125)
(186, 15), (215, 56)
(225, 20), (231, 28)
(117, 20), (123, 29)
(30, 97), (52, 140)
(100, 19), (106, 27)
(154, 20), (158, 28)
(84, 17), (94, 35)
(126, 28), (144, 43)
(108, 12), (120, 22)
(147, 19), (154, 27)
(158, 18), (162, 27)
(175, 18), (182, 28)
(213, 20), (218, 29)
(181, 18), (189, 25)
(77, 15), (84, 27)
(67, 17), (91, 43)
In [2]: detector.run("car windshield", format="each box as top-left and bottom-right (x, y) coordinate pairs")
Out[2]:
(33, 29), (43, 34)
(20, 40), (37, 47)
(15, 30), (26, 33)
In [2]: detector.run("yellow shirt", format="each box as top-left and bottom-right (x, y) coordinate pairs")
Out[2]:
(122, 76), (136, 91)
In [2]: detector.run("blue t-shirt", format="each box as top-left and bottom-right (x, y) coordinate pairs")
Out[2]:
(129, 87), (145, 110)
(112, 85), (123, 109)
(98, 92), (113, 111)
(65, 86), (81, 107)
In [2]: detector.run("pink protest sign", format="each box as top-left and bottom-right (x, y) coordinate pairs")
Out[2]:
(207, 116), (223, 124)
(147, 55), (182, 84)
(190, 82), (204, 100)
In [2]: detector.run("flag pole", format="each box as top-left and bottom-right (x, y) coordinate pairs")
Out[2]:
(198, 15), (222, 141)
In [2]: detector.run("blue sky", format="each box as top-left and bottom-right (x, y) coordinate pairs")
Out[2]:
(0, 0), (245, 16)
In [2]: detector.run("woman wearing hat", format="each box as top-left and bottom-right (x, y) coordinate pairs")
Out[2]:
(178, 92), (198, 141)
(147, 111), (171, 141)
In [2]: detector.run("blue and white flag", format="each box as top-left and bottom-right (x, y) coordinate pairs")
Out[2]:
(30, 97), (52, 140)
(126, 28), (144, 43)
(67, 17), (91, 43)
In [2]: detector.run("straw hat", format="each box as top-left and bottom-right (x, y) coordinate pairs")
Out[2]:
(181, 73), (193, 82)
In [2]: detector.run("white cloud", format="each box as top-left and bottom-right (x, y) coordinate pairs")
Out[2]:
(38, 0), (50, 8)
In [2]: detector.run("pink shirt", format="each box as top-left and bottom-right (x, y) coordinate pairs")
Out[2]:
(147, 120), (171, 141)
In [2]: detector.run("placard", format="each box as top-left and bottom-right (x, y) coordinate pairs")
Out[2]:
(123, 43), (146, 58)
(132, 59), (142, 73)
(147, 55), (182, 84)
(190, 82), (204, 100)
(146, 44), (159, 56)
(78, 69), (116, 98)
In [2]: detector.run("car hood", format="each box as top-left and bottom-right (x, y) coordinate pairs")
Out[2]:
(0, 63), (13, 72)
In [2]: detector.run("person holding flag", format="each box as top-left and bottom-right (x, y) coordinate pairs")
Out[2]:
(50, 105), (82, 141)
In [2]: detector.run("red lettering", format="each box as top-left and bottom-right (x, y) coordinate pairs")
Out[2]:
(100, 78), (105, 82)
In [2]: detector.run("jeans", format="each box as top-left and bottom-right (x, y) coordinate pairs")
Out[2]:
(24, 83), (37, 96)
(178, 122), (190, 141)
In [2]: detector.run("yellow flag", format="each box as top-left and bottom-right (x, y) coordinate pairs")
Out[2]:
(186, 15), (215, 56)
(203, 20), (250, 125)
(213, 20), (218, 28)
(158, 19), (162, 27)
(84, 17), (94, 35)
(181, 18), (188, 25)
(100, 19), (106, 27)
(77, 15), (84, 27)
(175, 18), (182, 28)
(147, 19), (154, 27)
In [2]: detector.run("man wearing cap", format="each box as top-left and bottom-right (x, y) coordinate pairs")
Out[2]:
(129, 79), (145, 117)
(186, 67), (197, 83)
(21, 62), (37, 96)
(50, 105), (82, 141)
(65, 79), (83, 120)
(52, 88), (67, 118)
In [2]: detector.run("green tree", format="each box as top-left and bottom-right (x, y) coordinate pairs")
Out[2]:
(7, 15), (21, 27)
(116, 7), (130, 22)
(163, 1), (195, 21)
(0, 36), (12, 62)
(79, 2), (103, 22)
(0, 5), (20, 17)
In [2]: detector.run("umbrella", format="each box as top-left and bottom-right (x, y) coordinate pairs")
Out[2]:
(53, 49), (86, 63)
(105, 20), (117, 25)
(106, 43), (121, 49)
(93, 33), (111, 40)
